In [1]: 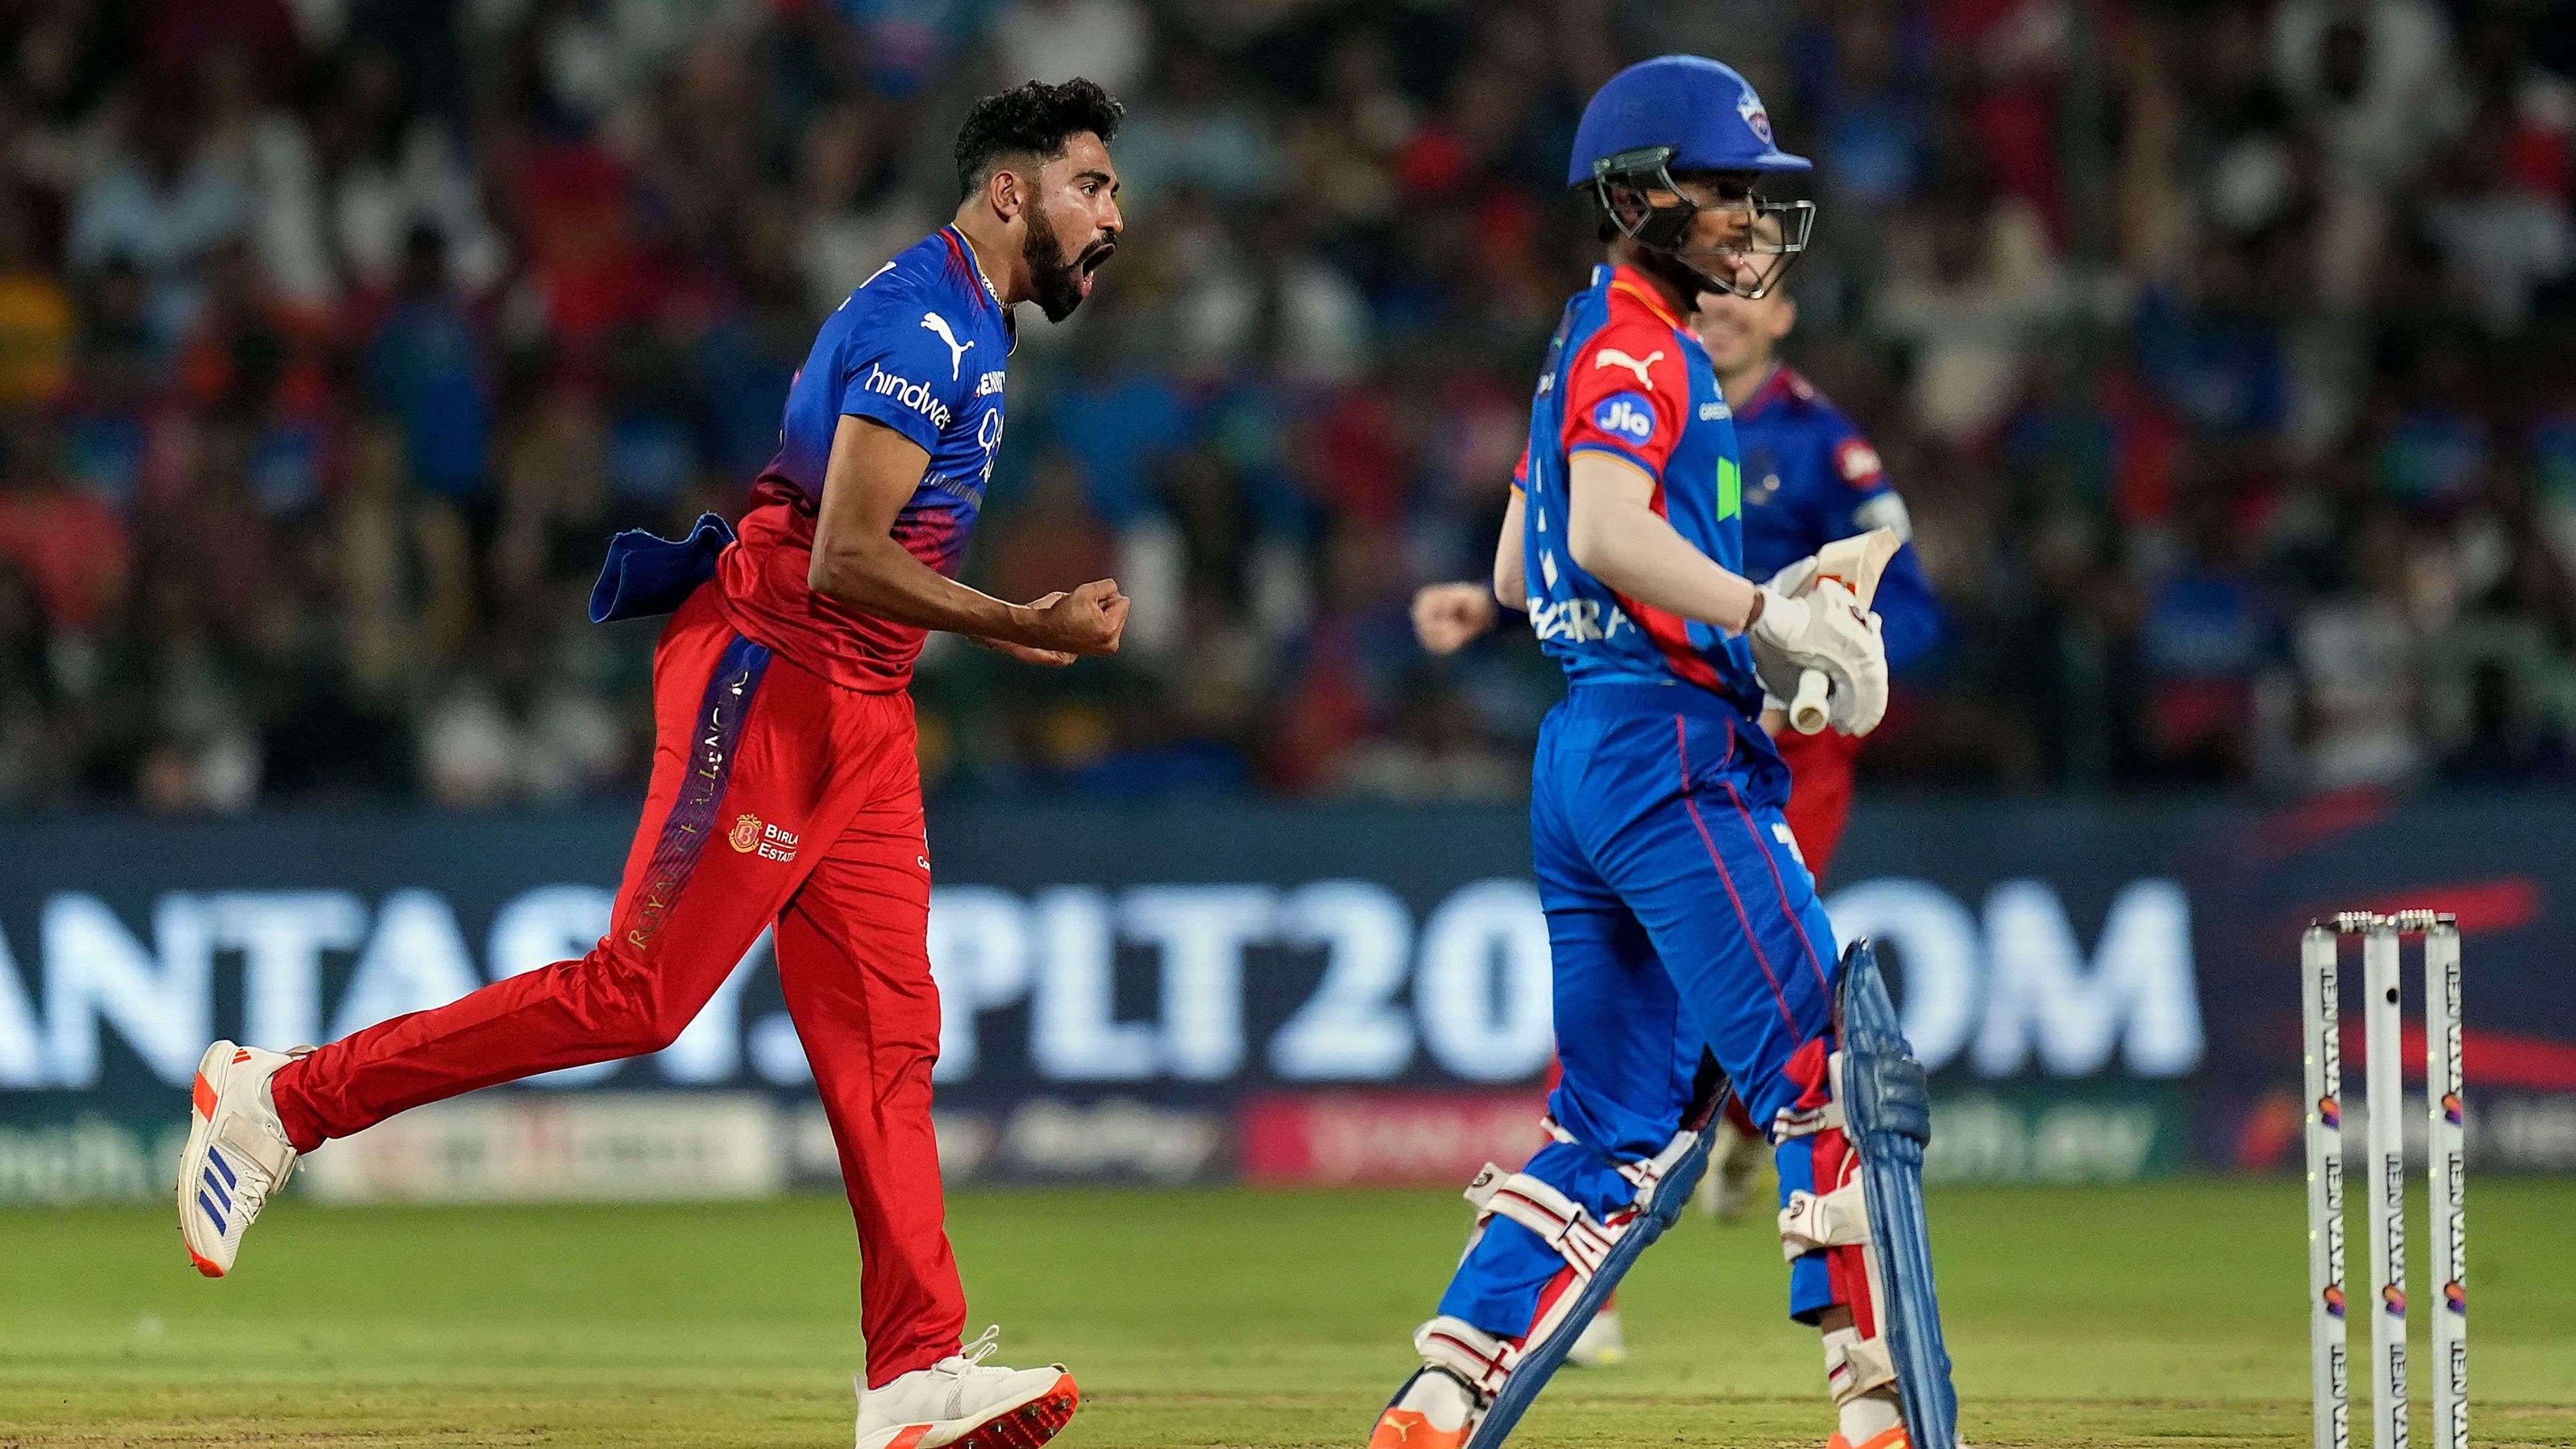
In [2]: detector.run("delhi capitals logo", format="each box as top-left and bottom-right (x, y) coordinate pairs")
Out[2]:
(1594, 392), (1655, 443)
(1738, 88), (1775, 146)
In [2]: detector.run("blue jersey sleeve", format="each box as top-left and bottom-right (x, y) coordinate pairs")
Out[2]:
(1816, 427), (1943, 669)
(1871, 546), (1940, 668)
(834, 284), (974, 455)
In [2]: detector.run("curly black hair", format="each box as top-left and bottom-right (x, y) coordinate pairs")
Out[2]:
(954, 78), (1125, 201)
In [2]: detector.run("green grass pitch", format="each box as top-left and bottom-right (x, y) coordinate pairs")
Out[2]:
(3, 1179), (2572, 1446)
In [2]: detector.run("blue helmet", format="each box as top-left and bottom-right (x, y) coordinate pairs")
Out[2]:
(1566, 55), (1810, 188)
(1569, 55), (1814, 299)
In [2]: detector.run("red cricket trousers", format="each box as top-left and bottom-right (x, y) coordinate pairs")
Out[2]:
(1774, 722), (1861, 885)
(268, 586), (964, 1386)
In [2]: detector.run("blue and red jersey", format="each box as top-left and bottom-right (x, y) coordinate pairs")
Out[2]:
(1734, 365), (1939, 669)
(716, 225), (1014, 690)
(1515, 264), (1764, 718)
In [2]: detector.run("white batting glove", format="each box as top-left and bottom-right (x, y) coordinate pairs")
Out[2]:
(1749, 576), (1889, 736)
(1765, 554), (1821, 599)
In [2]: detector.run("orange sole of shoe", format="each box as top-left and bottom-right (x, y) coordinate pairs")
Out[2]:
(1366, 1408), (1472, 1448)
(948, 1374), (1079, 1449)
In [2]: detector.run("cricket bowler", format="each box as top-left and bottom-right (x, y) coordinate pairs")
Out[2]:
(1371, 55), (1962, 1449)
(175, 77), (1131, 1449)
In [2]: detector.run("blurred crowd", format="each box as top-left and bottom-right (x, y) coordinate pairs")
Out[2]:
(1, 0), (2574, 810)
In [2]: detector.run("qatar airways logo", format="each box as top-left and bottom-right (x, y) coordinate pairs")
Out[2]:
(868, 366), (952, 430)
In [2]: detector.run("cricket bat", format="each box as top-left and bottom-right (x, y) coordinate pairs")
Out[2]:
(1787, 526), (1901, 735)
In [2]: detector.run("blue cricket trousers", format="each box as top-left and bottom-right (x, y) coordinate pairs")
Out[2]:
(1438, 681), (1843, 1333)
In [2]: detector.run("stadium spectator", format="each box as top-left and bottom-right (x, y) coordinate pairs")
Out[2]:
(67, 82), (249, 343)
(0, 204), (73, 409)
(0, 0), (2569, 808)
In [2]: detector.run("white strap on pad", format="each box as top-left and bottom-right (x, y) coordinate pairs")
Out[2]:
(1770, 1099), (1845, 1143)
(1535, 1115), (1702, 1214)
(1826, 1329), (1900, 1404)
(1465, 1165), (1620, 1279)
(1416, 1314), (1515, 1398)
(1777, 1183), (1871, 1260)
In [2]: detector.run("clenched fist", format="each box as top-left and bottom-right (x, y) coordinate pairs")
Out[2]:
(1412, 582), (1499, 655)
(1022, 579), (1130, 657)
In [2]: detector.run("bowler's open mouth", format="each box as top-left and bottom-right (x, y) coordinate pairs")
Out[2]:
(1079, 242), (1115, 294)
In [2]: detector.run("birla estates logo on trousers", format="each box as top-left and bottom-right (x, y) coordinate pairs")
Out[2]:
(729, 815), (798, 863)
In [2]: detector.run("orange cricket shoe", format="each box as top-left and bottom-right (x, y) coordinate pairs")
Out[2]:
(1367, 1406), (1473, 1449)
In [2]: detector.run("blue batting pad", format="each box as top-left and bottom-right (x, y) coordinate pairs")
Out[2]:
(1839, 938), (1962, 1449)
(1463, 1084), (1726, 1449)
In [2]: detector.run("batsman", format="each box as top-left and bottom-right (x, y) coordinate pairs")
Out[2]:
(1365, 56), (1963, 1449)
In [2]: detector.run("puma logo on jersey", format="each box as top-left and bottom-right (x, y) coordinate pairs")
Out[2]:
(1594, 347), (1663, 387)
(921, 312), (973, 379)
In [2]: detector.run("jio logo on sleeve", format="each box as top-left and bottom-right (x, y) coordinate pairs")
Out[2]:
(1593, 392), (1656, 444)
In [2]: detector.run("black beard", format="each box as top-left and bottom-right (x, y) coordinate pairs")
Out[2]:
(1023, 219), (1088, 323)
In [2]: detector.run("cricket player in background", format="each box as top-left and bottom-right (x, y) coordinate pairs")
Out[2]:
(1685, 254), (1944, 1233)
(1377, 55), (1961, 1449)
(1704, 262), (1940, 883)
(176, 79), (1130, 1449)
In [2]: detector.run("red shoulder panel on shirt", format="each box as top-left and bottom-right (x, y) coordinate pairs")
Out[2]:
(1561, 288), (1691, 477)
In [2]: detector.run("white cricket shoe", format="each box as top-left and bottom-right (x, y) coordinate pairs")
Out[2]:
(176, 1040), (307, 1277)
(1566, 1307), (1627, 1368)
(854, 1327), (1080, 1449)
(1365, 1366), (1481, 1448)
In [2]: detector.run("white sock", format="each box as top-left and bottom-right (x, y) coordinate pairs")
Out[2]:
(1823, 1325), (1905, 1444)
